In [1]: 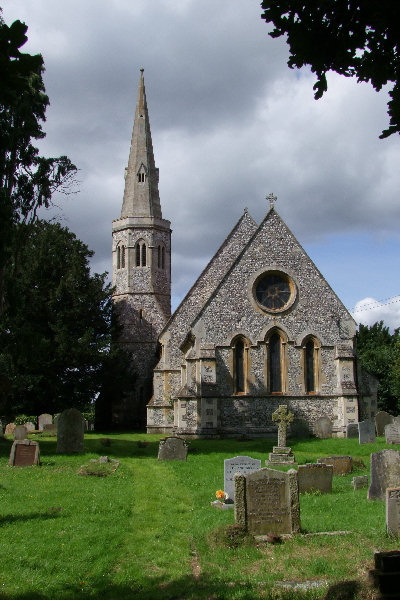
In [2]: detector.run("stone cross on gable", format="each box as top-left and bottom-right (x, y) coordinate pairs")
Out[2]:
(272, 405), (294, 448)
(267, 192), (277, 209)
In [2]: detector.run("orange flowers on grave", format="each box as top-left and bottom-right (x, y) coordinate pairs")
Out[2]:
(216, 489), (226, 501)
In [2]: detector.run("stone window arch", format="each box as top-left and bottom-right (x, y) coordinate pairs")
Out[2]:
(265, 328), (287, 394)
(157, 245), (166, 269)
(232, 335), (249, 395)
(116, 242), (125, 269)
(302, 335), (320, 394)
(135, 240), (147, 267)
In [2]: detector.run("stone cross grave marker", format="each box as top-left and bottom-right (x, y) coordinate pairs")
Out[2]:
(368, 449), (400, 500)
(267, 405), (295, 465)
(385, 422), (400, 444)
(234, 467), (300, 536)
(224, 456), (261, 502)
(375, 411), (394, 437)
(297, 463), (333, 494)
(38, 413), (52, 431)
(157, 437), (189, 461)
(358, 418), (376, 444)
(9, 440), (40, 466)
(56, 408), (84, 453)
(386, 487), (400, 536)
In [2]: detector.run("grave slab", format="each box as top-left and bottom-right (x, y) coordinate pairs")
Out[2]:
(234, 467), (300, 536)
(158, 437), (189, 461)
(385, 422), (400, 444)
(317, 455), (352, 475)
(56, 408), (84, 453)
(14, 425), (28, 440)
(386, 487), (400, 536)
(368, 449), (400, 501)
(224, 456), (261, 501)
(314, 416), (333, 439)
(38, 413), (52, 431)
(9, 440), (40, 466)
(375, 411), (394, 437)
(358, 418), (376, 444)
(297, 463), (333, 494)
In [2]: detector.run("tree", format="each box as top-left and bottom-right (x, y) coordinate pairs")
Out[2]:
(260, 1), (400, 138)
(0, 16), (76, 311)
(355, 321), (400, 413)
(0, 220), (132, 418)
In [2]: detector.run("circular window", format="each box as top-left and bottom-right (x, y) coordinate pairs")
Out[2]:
(254, 271), (296, 312)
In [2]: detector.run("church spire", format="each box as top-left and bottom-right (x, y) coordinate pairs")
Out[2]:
(121, 69), (162, 219)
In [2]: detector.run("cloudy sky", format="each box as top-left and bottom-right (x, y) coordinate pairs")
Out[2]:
(4, 0), (400, 331)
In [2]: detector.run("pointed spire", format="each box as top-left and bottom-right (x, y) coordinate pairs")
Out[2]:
(121, 69), (162, 219)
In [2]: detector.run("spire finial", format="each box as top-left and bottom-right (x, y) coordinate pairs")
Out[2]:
(267, 192), (277, 209)
(140, 67), (144, 73)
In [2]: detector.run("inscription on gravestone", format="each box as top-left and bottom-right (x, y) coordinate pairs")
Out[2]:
(9, 440), (40, 466)
(234, 467), (300, 535)
(224, 456), (261, 502)
(385, 422), (400, 445)
(386, 487), (400, 536)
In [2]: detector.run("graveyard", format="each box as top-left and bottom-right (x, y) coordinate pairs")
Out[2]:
(0, 429), (399, 600)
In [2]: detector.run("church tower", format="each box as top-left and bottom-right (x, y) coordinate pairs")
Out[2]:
(112, 69), (171, 428)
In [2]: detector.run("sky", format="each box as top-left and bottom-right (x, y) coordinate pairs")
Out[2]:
(3, 0), (400, 331)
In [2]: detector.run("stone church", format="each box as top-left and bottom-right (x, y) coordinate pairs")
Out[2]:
(112, 71), (377, 436)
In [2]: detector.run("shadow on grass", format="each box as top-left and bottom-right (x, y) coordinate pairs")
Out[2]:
(0, 511), (63, 526)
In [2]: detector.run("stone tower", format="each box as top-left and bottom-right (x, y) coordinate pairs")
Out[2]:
(112, 69), (171, 428)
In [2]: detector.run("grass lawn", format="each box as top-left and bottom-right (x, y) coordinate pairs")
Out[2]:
(0, 433), (398, 599)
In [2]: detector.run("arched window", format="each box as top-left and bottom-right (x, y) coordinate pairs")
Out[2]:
(266, 329), (286, 393)
(161, 246), (165, 270)
(117, 246), (121, 269)
(232, 336), (249, 394)
(304, 337), (320, 393)
(121, 245), (125, 268)
(137, 172), (145, 183)
(135, 241), (147, 267)
(158, 245), (161, 269)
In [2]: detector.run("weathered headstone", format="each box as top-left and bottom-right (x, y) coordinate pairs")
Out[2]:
(297, 463), (333, 494)
(43, 423), (57, 435)
(38, 413), (52, 431)
(24, 421), (36, 432)
(317, 455), (353, 475)
(234, 467), (300, 535)
(224, 456), (261, 501)
(370, 551), (400, 598)
(13, 425), (28, 440)
(352, 475), (368, 490)
(157, 436), (189, 461)
(5, 423), (15, 436)
(346, 423), (358, 438)
(358, 418), (376, 444)
(368, 449), (400, 500)
(314, 416), (333, 439)
(385, 422), (400, 444)
(9, 440), (40, 466)
(386, 487), (400, 536)
(267, 405), (296, 465)
(56, 408), (84, 453)
(375, 411), (394, 437)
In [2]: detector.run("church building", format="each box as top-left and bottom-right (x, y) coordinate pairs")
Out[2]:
(112, 71), (377, 436)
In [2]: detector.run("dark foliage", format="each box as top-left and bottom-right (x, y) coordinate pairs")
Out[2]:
(261, 1), (400, 138)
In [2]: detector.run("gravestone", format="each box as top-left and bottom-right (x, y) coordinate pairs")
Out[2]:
(370, 551), (400, 598)
(24, 421), (36, 433)
(368, 449), (400, 500)
(352, 475), (368, 490)
(13, 425), (28, 440)
(9, 440), (40, 466)
(224, 456), (261, 501)
(267, 405), (296, 465)
(5, 423), (15, 436)
(56, 408), (84, 453)
(38, 413), (52, 431)
(358, 418), (376, 444)
(346, 423), (358, 438)
(297, 463), (333, 494)
(385, 422), (400, 444)
(317, 455), (353, 475)
(157, 437), (189, 461)
(43, 423), (57, 435)
(314, 416), (333, 439)
(375, 411), (394, 437)
(386, 487), (400, 536)
(234, 467), (300, 535)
